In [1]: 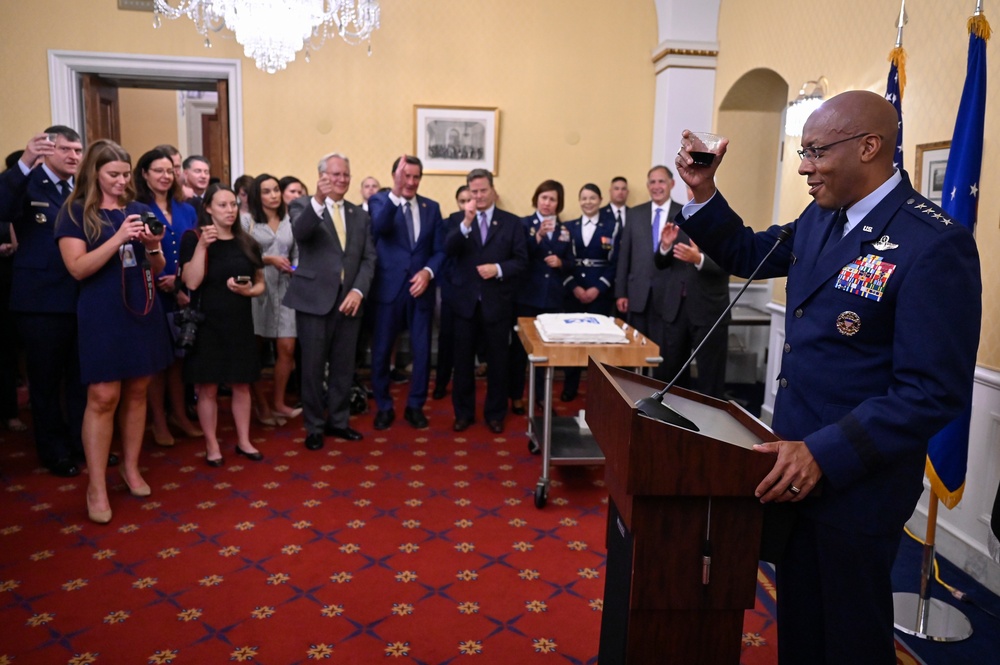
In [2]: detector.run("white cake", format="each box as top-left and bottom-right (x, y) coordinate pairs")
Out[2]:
(534, 313), (628, 344)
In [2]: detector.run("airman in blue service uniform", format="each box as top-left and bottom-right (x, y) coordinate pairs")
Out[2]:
(675, 91), (981, 665)
(560, 183), (619, 401)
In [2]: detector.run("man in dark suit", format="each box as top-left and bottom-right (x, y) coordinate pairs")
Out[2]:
(613, 165), (684, 381)
(677, 91), (981, 664)
(0, 127), (89, 477)
(182, 155), (210, 210)
(432, 185), (473, 400)
(445, 169), (527, 433)
(284, 152), (376, 451)
(651, 219), (731, 397)
(367, 155), (445, 430)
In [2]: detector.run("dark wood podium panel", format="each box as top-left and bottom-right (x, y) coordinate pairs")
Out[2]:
(587, 360), (779, 665)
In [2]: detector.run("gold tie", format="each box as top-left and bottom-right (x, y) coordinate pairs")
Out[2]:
(331, 201), (347, 247)
(330, 201), (347, 281)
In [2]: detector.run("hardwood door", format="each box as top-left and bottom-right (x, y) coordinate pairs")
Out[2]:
(81, 74), (120, 144)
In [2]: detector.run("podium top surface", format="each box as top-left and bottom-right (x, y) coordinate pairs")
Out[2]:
(516, 317), (661, 367)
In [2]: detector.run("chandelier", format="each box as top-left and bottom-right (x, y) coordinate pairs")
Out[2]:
(152, 1), (381, 74)
(784, 77), (828, 137)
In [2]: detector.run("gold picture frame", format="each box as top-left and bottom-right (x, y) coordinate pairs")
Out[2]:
(413, 105), (500, 176)
(914, 141), (950, 204)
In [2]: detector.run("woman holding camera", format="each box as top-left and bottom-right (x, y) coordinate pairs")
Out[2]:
(246, 173), (300, 425)
(55, 139), (173, 524)
(133, 147), (202, 446)
(179, 185), (265, 466)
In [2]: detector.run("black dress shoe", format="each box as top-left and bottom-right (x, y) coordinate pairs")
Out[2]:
(511, 399), (526, 416)
(404, 407), (428, 429)
(325, 426), (363, 441)
(389, 367), (409, 384)
(373, 409), (395, 430)
(453, 418), (473, 432)
(432, 386), (447, 400)
(305, 433), (325, 450)
(205, 456), (224, 468)
(106, 452), (120, 467)
(560, 390), (577, 402)
(235, 446), (264, 461)
(487, 420), (504, 434)
(48, 459), (81, 478)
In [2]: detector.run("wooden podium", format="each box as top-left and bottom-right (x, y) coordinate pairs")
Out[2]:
(586, 361), (778, 665)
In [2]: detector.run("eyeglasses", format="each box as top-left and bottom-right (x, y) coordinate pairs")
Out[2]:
(796, 133), (871, 161)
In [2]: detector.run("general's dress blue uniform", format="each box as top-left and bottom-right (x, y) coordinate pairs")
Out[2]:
(0, 163), (85, 470)
(560, 211), (619, 398)
(680, 172), (981, 664)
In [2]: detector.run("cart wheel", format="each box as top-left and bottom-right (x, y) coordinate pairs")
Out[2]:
(534, 484), (547, 508)
(527, 439), (540, 455)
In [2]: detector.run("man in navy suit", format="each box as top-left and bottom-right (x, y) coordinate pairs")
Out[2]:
(0, 127), (87, 477)
(676, 91), (981, 664)
(432, 185), (472, 400)
(367, 155), (445, 430)
(445, 169), (527, 433)
(284, 152), (376, 451)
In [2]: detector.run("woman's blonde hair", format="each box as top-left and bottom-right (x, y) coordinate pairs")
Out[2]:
(66, 139), (135, 243)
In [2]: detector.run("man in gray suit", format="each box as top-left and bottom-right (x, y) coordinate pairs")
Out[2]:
(284, 152), (376, 450)
(614, 165), (730, 393)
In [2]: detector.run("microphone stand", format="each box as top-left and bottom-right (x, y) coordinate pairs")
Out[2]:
(636, 227), (793, 429)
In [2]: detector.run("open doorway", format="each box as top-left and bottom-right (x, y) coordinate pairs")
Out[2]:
(47, 50), (244, 183)
(81, 74), (230, 185)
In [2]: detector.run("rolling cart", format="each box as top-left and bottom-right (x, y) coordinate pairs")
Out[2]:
(516, 317), (661, 508)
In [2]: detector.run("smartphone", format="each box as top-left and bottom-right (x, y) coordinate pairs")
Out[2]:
(234, 275), (252, 285)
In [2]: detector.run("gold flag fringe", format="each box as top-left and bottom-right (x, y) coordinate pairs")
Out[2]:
(888, 46), (907, 99)
(969, 13), (992, 41)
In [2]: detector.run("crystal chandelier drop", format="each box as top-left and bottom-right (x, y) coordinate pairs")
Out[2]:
(152, 1), (381, 74)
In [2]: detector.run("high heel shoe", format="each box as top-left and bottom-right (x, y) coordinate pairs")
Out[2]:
(273, 406), (303, 419)
(205, 456), (224, 468)
(235, 445), (263, 462)
(169, 414), (203, 438)
(87, 495), (112, 524)
(119, 467), (151, 497)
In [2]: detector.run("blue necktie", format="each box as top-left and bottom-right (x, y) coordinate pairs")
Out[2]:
(479, 212), (489, 243)
(821, 208), (847, 257)
(652, 207), (662, 252)
(402, 201), (415, 246)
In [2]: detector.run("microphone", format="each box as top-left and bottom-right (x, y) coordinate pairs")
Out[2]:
(635, 226), (794, 429)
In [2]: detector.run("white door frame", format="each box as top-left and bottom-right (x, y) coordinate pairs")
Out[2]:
(47, 49), (244, 177)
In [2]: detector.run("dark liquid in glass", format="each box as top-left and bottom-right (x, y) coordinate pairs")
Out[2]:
(690, 151), (715, 166)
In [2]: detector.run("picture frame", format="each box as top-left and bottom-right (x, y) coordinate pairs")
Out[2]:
(914, 141), (950, 204)
(413, 105), (499, 176)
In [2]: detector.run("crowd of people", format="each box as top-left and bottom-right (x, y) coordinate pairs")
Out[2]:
(1, 126), (732, 524)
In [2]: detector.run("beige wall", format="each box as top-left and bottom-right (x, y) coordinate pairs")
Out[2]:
(118, 88), (179, 162)
(0, 0), (657, 218)
(715, 0), (999, 369)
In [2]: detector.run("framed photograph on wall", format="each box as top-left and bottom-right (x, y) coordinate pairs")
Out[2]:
(414, 105), (499, 175)
(915, 141), (950, 204)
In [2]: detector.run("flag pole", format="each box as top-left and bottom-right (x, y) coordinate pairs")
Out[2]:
(894, 492), (973, 641)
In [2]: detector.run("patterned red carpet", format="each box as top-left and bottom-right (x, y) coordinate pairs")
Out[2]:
(0, 382), (918, 664)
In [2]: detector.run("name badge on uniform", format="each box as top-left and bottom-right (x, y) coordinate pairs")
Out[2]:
(119, 244), (137, 268)
(834, 254), (895, 302)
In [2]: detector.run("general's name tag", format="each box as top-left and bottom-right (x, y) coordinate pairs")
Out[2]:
(834, 254), (895, 302)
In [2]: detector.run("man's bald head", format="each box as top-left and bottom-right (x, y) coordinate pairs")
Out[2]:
(799, 90), (899, 209)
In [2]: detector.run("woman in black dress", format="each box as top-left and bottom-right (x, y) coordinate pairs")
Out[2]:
(55, 139), (173, 524)
(179, 185), (265, 466)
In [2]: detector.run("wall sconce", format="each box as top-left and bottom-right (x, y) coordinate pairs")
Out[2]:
(784, 77), (829, 137)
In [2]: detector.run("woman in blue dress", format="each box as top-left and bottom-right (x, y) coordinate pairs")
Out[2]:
(133, 147), (202, 446)
(179, 185), (265, 467)
(55, 139), (173, 524)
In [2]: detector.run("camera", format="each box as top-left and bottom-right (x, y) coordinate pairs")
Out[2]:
(142, 211), (164, 236)
(173, 306), (206, 349)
